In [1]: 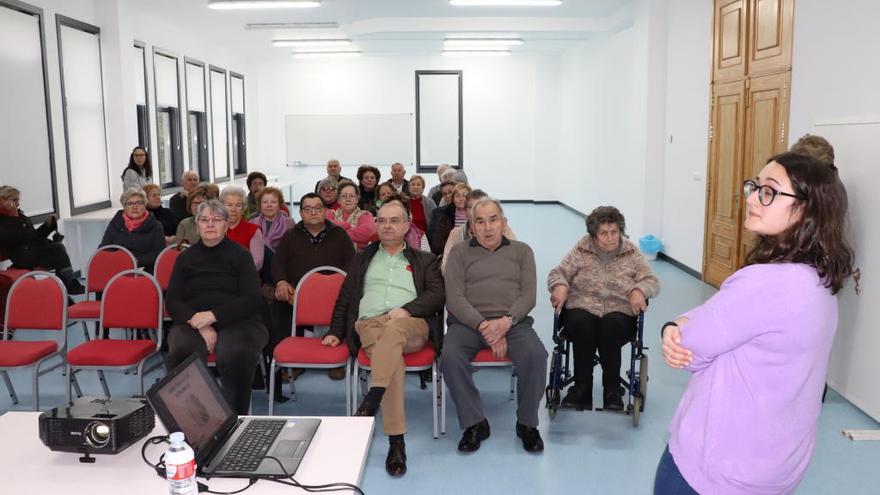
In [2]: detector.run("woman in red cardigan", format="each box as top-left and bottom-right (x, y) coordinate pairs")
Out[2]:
(221, 186), (265, 271)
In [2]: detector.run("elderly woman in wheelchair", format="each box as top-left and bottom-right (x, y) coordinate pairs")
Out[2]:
(547, 206), (659, 411)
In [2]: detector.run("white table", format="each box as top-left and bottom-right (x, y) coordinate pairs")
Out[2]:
(0, 412), (373, 494)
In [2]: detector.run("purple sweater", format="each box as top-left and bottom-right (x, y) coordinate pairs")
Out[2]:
(669, 263), (837, 495)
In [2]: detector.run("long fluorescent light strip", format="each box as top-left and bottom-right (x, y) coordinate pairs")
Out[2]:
(273, 39), (352, 47)
(449, 0), (561, 6)
(293, 51), (362, 59)
(444, 38), (523, 46)
(246, 22), (338, 30)
(209, 1), (321, 9)
(442, 50), (511, 57)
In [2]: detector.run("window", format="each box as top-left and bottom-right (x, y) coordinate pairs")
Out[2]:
(0, 1), (58, 222)
(415, 70), (463, 172)
(133, 41), (150, 151)
(209, 66), (229, 182)
(230, 72), (247, 177)
(185, 58), (208, 180)
(153, 48), (183, 187)
(57, 14), (111, 214)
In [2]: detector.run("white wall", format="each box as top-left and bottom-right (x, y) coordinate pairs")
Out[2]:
(254, 53), (538, 202)
(659, 0), (713, 271)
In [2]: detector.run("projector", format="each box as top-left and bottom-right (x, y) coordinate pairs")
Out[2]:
(39, 397), (155, 459)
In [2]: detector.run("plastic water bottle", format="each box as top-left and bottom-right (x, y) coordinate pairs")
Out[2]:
(165, 432), (198, 495)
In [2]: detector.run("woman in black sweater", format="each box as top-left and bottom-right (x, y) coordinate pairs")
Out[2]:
(164, 199), (268, 414)
(99, 188), (165, 272)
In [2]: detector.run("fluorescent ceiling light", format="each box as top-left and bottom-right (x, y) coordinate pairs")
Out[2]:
(443, 45), (510, 52)
(442, 50), (511, 57)
(209, 1), (321, 10)
(273, 39), (352, 47)
(449, 0), (562, 6)
(246, 22), (338, 30)
(292, 51), (362, 59)
(444, 38), (523, 47)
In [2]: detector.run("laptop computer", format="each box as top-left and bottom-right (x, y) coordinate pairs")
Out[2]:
(146, 353), (321, 478)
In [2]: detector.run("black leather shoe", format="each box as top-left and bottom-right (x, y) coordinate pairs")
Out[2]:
(457, 418), (490, 452)
(515, 423), (544, 453)
(561, 385), (592, 411)
(354, 399), (379, 417)
(603, 391), (625, 412)
(385, 441), (407, 477)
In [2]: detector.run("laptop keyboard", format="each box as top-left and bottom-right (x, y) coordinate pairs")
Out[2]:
(215, 419), (287, 473)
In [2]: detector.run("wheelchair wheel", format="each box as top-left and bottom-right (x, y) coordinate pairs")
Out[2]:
(639, 354), (648, 410)
(632, 396), (642, 427)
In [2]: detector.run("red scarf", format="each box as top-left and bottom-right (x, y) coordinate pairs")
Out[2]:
(123, 212), (149, 232)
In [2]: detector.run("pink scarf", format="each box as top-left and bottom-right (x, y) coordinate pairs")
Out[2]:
(123, 212), (149, 232)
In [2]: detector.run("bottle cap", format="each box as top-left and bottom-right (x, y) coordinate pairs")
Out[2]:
(169, 432), (185, 444)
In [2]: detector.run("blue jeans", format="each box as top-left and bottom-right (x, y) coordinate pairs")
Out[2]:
(654, 445), (700, 495)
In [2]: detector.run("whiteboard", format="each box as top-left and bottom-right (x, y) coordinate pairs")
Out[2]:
(813, 118), (880, 421)
(285, 114), (414, 166)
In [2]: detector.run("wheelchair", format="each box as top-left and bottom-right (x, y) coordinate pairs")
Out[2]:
(545, 309), (648, 426)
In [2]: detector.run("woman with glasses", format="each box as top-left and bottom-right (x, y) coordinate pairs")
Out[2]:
(327, 180), (377, 251)
(0, 185), (84, 294)
(121, 147), (152, 191)
(317, 177), (341, 211)
(99, 188), (165, 272)
(656, 152), (857, 494)
(221, 186), (264, 271)
(172, 184), (216, 246)
(165, 199), (268, 415)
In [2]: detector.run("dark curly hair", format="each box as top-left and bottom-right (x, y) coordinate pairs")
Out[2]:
(356, 165), (381, 185)
(745, 152), (855, 294)
(122, 146), (152, 181)
(246, 171), (267, 188)
(585, 206), (626, 238)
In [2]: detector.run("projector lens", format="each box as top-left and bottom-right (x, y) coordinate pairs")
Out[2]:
(85, 421), (111, 448)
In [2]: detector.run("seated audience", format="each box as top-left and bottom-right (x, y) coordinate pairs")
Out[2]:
(317, 177), (340, 211)
(324, 201), (444, 477)
(169, 170), (200, 223)
(222, 186), (265, 271)
(314, 159), (350, 192)
(121, 146), (152, 191)
(428, 180), (457, 235)
(0, 185), (84, 294)
(165, 199), (268, 415)
(384, 192), (429, 252)
(387, 162), (410, 194)
(244, 171), (267, 220)
(269, 193), (356, 387)
(327, 181), (377, 251)
(406, 174), (435, 233)
(442, 189), (516, 274)
(427, 164), (452, 204)
(442, 198), (547, 454)
(547, 206), (659, 411)
(357, 165), (381, 213)
(100, 188), (165, 272)
(250, 186), (294, 283)
(143, 184), (177, 244)
(429, 182), (471, 255)
(173, 184), (215, 246)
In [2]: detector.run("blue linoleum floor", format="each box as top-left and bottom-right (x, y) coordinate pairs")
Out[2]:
(2, 204), (878, 494)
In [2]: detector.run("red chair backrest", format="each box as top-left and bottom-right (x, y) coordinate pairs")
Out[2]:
(86, 246), (137, 294)
(154, 245), (185, 291)
(293, 267), (346, 327)
(101, 270), (162, 331)
(4, 272), (66, 332)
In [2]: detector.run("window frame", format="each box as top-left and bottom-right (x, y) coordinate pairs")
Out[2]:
(415, 70), (463, 173)
(229, 71), (247, 178)
(133, 40), (151, 152)
(151, 46), (184, 188)
(184, 57), (209, 180)
(208, 65), (230, 183)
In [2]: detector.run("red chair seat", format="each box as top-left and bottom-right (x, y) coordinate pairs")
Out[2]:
(68, 340), (155, 366)
(274, 337), (349, 365)
(357, 341), (436, 368)
(0, 269), (30, 283)
(0, 341), (58, 367)
(472, 348), (512, 364)
(68, 301), (101, 320)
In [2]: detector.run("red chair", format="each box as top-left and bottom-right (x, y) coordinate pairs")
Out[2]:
(66, 269), (163, 402)
(154, 244), (185, 322)
(67, 245), (137, 341)
(440, 348), (516, 435)
(269, 266), (349, 415)
(0, 272), (81, 410)
(0, 253), (31, 283)
(354, 340), (440, 438)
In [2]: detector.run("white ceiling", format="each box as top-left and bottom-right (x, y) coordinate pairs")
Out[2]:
(137, 0), (633, 56)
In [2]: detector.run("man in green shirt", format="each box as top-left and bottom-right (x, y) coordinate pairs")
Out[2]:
(324, 201), (444, 477)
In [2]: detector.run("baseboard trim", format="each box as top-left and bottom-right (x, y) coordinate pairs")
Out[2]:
(657, 252), (702, 280)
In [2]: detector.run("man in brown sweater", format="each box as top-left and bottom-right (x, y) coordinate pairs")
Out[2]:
(442, 198), (548, 454)
(269, 193), (355, 386)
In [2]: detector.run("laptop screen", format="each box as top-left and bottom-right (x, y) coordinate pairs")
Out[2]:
(147, 353), (237, 456)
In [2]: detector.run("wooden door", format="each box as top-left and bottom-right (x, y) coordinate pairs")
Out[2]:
(738, 71), (791, 265)
(747, 0), (794, 76)
(703, 79), (747, 287)
(713, 0), (747, 82)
